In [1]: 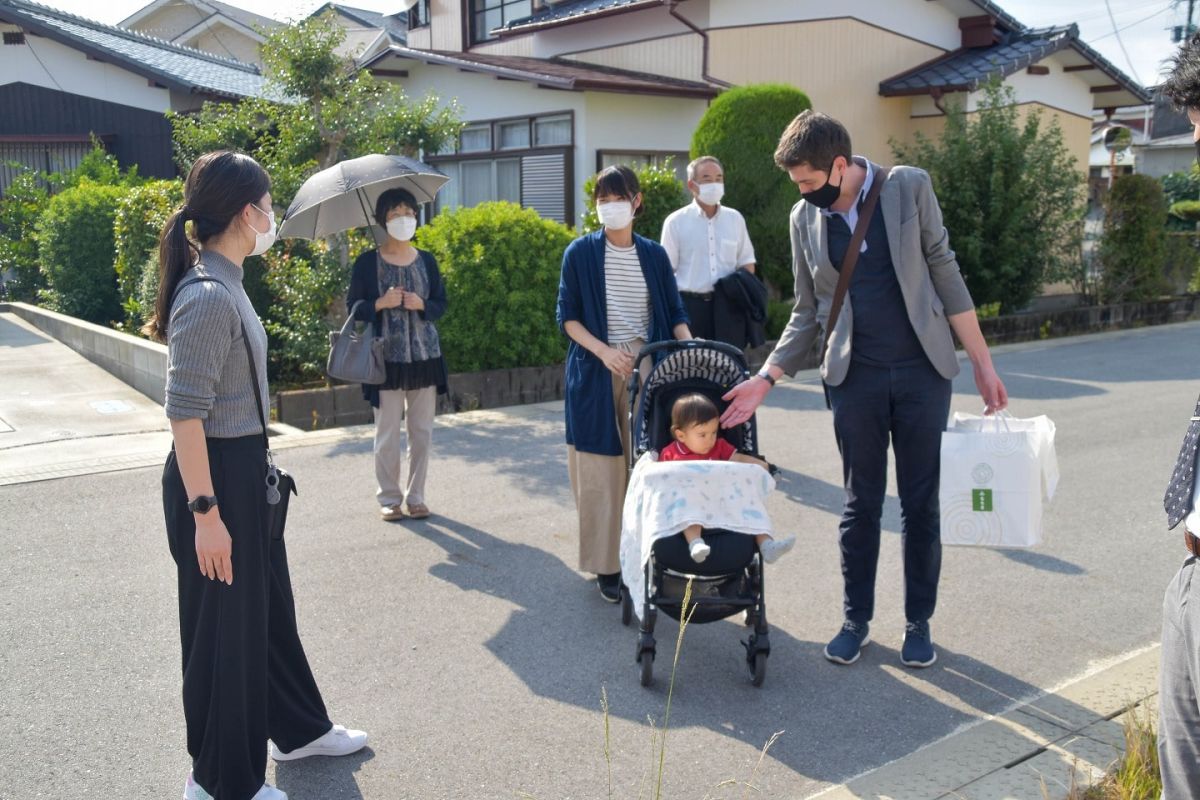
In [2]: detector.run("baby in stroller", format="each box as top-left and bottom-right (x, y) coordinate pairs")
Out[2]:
(660, 393), (796, 564)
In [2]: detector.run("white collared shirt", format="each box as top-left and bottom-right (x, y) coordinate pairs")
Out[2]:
(660, 200), (756, 293)
(820, 155), (875, 253)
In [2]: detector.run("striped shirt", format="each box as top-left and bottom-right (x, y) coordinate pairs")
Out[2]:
(164, 252), (269, 438)
(604, 241), (650, 344)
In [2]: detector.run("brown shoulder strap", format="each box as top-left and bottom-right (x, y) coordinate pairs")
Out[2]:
(820, 167), (889, 366)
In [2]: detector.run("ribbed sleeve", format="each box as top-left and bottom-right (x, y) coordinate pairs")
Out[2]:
(163, 256), (269, 438)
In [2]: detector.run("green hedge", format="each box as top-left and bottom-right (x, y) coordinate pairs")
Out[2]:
(580, 161), (688, 241)
(0, 169), (49, 302)
(1169, 199), (1200, 223)
(691, 83), (812, 296)
(114, 179), (183, 326)
(415, 201), (575, 372)
(1099, 174), (1170, 304)
(36, 180), (127, 324)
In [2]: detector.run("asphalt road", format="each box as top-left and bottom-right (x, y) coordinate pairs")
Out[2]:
(1, 322), (1197, 799)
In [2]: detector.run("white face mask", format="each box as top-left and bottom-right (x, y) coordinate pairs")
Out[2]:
(386, 216), (417, 242)
(696, 182), (724, 206)
(597, 200), (634, 231)
(248, 203), (276, 257)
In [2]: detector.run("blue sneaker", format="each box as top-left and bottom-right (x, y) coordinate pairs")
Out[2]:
(824, 620), (870, 665)
(901, 620), (937, 668)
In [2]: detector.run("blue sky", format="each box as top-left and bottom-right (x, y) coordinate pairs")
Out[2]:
(40, 0), (1186, 89)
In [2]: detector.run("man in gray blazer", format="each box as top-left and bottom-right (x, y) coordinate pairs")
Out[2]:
(722, 111), (1007, 668)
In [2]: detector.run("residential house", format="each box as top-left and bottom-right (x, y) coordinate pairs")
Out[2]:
(308, 3), (409, 62)
(361, 0), (1148, 228)
(0, 0), (270, 191)
(119, 0), (279, 66)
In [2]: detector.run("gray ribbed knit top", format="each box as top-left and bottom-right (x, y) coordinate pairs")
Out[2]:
(164, 252), (269, 438)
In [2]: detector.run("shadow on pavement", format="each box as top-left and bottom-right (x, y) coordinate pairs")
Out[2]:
(398, 515), (1103, 789)
(274, 746), (373, 800)
(0, 314), (53, 348)
(999, 549), (1087, 575)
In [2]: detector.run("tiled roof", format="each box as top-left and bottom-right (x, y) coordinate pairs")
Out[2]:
(203, 0), (280, 34)
(879, 24), (1151, 104)
(0, 0), (270, 99)
(322, 3), (408, 44)
(364, 46), (718, 98)
(499, 0), (658, 33)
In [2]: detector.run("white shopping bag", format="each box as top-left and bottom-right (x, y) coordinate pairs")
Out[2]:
(939, 410), (1058, 548)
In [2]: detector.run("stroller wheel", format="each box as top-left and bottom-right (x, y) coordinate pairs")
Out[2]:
(749, 651), (767, 687)
(620, 587), (633, 627)
(639, 650), (654, 687)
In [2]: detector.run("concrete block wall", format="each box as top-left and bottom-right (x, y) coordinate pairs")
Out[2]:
(1, 301), (168, 404)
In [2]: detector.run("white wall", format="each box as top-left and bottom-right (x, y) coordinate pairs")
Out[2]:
(0, 26), (173, 113)
(980, 53), (1094, 118)
(706, 0), (962, 51)
(528, 4), (708, 59)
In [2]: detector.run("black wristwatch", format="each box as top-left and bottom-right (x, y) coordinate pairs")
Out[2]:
(756, 370), (777, 386)
(188, 495), (219, 514)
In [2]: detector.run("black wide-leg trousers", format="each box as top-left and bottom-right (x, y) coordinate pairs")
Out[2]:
(826, 359), (952, 626)
(163, 435), (331, 800)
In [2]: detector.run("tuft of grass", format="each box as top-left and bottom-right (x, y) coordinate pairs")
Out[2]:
(655, 579), (698, 800)
(1058, 702), (1159, 800)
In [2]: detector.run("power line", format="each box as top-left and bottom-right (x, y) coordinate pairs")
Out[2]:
(1088, 3), (1174, 42)
(1103, 0), (1144, 84)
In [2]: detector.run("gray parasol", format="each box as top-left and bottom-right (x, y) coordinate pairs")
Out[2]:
(278, 154), (449, 241)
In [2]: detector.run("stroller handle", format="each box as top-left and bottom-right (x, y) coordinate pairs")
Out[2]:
(634, 338), (750, 368)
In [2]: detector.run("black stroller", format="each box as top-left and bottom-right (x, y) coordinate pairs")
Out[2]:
(619, 339), (771, 687)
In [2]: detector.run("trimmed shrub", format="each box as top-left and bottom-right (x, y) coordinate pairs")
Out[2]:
(690, 83), (812, 296)
(1169, 199), (1200, 224)
(137, 252), (160, 331)
(0, 168), (49, 302)
(35, 180), (127, 324)
(1098, 174), (1170, 303)
(259, 241), (345, 388)
(1164, 233), (1200, 294)
(114, 179), (184, 327)
(580, 161), (688, 242)
(414, 201), (575, 372)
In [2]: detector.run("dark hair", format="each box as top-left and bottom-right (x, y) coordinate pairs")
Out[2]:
(593, 165), (643, 217)
(773, 110), (852, 171)
(670, 393), (719, 433)
(142, 151), (270, 341)
(1162, 30), (1200, 111)
(374, 187), (419, 227)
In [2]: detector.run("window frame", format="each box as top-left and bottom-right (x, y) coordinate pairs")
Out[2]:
(465, 0), (534, 45)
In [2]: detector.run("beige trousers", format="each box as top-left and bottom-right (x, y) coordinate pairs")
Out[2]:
(374, 385), (436, 507)
(567, 341), (647, 575)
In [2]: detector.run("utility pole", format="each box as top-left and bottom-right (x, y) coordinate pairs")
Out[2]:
(1174, 0), (1197, 41)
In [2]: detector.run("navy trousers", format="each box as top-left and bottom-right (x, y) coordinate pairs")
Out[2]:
(164, 435), (331, 800)
(826, 359), (952, 625)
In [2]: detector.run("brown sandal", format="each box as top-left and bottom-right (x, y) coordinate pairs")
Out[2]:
(405, 503), (431, 519)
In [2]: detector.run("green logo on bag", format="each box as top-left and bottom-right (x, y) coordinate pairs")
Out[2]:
(972, 489), (993, 512)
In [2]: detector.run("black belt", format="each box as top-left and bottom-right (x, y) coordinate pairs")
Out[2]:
(681, 290), (713, 301)
(1187, 530), (1200, 559)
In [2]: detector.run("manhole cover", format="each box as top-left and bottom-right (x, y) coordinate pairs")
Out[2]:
(89, 399), (135, 415)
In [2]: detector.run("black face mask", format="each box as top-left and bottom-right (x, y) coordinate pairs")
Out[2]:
(801, 161), (844, 209)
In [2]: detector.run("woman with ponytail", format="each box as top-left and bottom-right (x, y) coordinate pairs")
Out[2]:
(148, 151), (367, 800)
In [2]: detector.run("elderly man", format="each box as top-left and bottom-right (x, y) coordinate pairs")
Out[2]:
(660, 156), (760, 346)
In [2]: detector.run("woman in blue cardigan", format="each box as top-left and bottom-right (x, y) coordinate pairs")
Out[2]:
(556, 165), (692, 602)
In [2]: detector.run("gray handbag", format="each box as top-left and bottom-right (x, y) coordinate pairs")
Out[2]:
(327, 300), (386, 384)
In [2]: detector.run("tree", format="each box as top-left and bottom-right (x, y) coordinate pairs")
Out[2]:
(1098, 174), (1170, 303)
(170, 14), (462, 207)
(690, 84), (812, 296)
(892, 81), (1086, 311)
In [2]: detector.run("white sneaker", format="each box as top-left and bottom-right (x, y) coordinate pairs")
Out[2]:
(760, 535), (796, 564)
(689, 537), (711, 563)
(184, 772), (287, 800)
(270, 724), (368, 761)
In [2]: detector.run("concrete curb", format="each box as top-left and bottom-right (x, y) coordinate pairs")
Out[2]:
(811, 646), (1159, 800)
